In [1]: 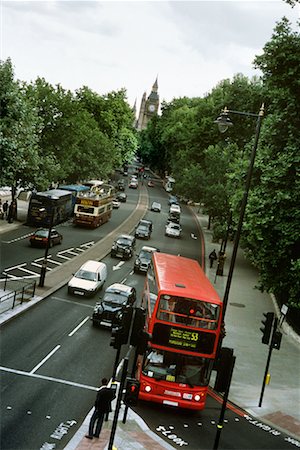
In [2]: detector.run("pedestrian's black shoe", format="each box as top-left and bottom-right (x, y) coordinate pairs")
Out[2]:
(93, 435), (99, 438)
(85, 435), (93, 439)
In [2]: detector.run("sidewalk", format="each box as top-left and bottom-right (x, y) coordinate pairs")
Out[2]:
(1, 197), (299, 449)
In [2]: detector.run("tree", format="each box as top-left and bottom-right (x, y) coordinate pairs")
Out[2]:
(0, 59), (41, 195)
(242, 18), (300, 314)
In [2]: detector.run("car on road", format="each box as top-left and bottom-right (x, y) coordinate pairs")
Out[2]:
(117, 180), (125, 191)
(92, 283), (136, 327)
(129, 180), (138, 189)
(112, 199), (121, 209)
(111, 234), (136, 259)
(117, 192), (127, 202)
(151, 201), (161, 213)
(147, 180), (154, 187)
(68, 260), (107, 297)
(135, 221), (152, 240)
(134, 245), (160, 273)
(29, 228), (63, 247)
(165, 222), (182, 238)
(168, 195), (179, 206)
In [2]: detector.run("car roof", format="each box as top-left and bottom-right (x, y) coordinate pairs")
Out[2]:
(140, 246), (159, 253)
(140, 219), (152, 224)
(105, 283), (134, 294)
(79, 260), (106, 271)
(118, 234), (134, 240)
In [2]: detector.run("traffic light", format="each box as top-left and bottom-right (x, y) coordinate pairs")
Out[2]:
(214, 347), (234, 393)
(123, 378), (140, 407)
(260, 312), (274, 345)
(110, 326), (125, 349)
(130, 308), (146, 346)
(129, 307), (151, 354)
(271, 330), (282, 350)
(110, 305), (133, 349)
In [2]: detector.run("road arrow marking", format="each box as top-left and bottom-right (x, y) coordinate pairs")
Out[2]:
(113, 261), (125, 271)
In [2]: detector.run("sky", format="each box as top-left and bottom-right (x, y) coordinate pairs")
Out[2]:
(1, 1), (299, 113)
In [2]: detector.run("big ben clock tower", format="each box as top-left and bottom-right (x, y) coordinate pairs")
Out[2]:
(136, 78), (159, 131)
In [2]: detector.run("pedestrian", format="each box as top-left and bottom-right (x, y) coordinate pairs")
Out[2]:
(85, 378), (116, 440)
(3, 200), (8, 219)
(209, 249), (217, 268)
(0, 203), (3, 220)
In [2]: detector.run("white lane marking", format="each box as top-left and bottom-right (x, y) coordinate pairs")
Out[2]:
(64, 250), (81, 256)
(13, 266), (39, 275)
(80, 241), (94, 248)
(31, 262), (52, 270)
(4, 263), (27, 271)
(113, 261), (125, 271)
(30, 345), (61, 374)
(2, 233), (34, 244)
(68, 317), (90, 336)
(75, 248), (85, 252)
(42, 259), (62, 266)
(52, 296), (94, 309)
(56, 253), (72, 260)
(0, 366), (98, 391)
(120, 278), (127, 284)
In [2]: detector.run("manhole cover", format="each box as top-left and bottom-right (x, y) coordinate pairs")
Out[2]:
(229, 302), (245, 308)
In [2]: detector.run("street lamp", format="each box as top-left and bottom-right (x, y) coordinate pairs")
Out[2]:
(38, 204), (56, 287)
(214, 104), (264, 321)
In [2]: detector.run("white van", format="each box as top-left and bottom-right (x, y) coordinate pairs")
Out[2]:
(68, 260), (107, 297)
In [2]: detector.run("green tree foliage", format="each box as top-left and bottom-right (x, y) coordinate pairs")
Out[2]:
(0, 59), (42, 194)
(242, 18), (300, 309)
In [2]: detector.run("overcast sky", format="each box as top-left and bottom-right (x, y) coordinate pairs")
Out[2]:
(1, 1), (299, 111)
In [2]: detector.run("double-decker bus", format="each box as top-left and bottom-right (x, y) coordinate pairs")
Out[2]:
(138, 252), (223, 410)
(27, 189), (73, 227)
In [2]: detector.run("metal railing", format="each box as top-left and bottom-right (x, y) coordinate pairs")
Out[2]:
(0, 274), (36, 313)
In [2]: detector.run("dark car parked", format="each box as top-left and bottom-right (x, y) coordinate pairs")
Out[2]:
(117, 180), (125, 191)
(29, 228), (63, 247)
(134, 246), (160, 273)
(92, 283), (136, 327)
(111, 234), (136, 259)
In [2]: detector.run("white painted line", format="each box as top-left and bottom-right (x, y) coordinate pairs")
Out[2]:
(80, 241), (94, 248)
(68, 317), (90, 336)
(34, 256), (52, 262)
(31, 262), (52, 270)
(75, 248), (85, 252)
(120, 278), (127, 284)
(30, 345), (61, 374)
(13, 266), (39, 275)
(4, 263), (26, 271)
(0, 366), (98, 391)
(56, 254), (72, 260)
(65, 250), (81, 256)
(44, 259), (62, 266)
(113, 261), (125, 271)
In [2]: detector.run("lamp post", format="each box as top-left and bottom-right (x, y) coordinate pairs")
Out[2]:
(38, 205), (55, 287)
(214, 104), (264, 321)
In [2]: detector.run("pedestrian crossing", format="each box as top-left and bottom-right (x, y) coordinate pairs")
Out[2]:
(1, 241), (95, 281)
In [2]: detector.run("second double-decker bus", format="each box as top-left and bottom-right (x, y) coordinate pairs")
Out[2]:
(138, 252), (223, 410)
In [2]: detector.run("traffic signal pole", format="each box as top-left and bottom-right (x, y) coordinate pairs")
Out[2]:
(108, 356), (129, 450)
(112, 347), (121, 381)
(259, 317), (282, 407)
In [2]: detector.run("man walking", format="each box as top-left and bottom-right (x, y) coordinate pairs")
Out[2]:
(85, 378), (116, 440)
(3, 200), (8, 219)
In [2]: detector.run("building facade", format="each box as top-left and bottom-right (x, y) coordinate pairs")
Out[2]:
(136, 78), (159, 131)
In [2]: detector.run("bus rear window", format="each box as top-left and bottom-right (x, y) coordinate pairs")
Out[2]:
(77, 205), (94, 214)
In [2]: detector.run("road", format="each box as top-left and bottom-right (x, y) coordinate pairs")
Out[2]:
(1, 177), (204, 450)
(1, 177), (297, 450)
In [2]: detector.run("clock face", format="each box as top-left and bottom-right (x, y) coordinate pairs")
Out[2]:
(148, 104), (155, 112)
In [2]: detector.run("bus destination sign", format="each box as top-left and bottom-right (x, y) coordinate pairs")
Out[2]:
(152, 323), (215, 355)
(169, 328), (199, 349)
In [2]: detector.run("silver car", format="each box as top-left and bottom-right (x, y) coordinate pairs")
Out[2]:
(165, 222), (182, 238)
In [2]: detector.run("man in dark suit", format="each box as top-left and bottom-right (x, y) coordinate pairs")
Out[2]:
(85, 378), (116, 439)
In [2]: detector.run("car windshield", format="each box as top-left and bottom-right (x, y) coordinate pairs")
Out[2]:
(139, 250), (152, 260)
(103, 292), (128, 305)
(34, 230), (48, 237)
(117, 238), (131, 246)
(138, 226), (148, 232)
(75, 270), (97, 281)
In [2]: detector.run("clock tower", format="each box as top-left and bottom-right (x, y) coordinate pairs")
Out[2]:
(136, 78), (159, 131)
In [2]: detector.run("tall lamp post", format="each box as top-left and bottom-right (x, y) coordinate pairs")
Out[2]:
(214, 104), (264, 321)
(39, 204), (56, 287)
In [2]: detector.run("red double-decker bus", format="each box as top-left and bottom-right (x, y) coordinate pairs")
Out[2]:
(137, 252), (223, 410)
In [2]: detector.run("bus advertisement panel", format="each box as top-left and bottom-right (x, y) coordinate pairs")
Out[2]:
(138, 252), (223, 410)
(27, 189), (73, 227)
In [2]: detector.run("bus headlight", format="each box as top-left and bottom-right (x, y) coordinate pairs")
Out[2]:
(145, 385), (152, 393)
(194, 394), (201, 402)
